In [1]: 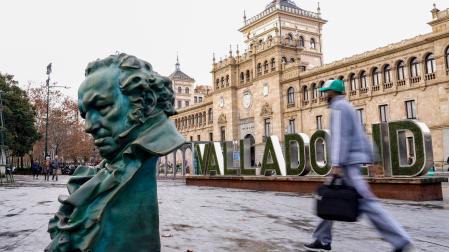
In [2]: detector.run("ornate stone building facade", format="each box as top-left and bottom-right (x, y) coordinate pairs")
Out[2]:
(172, 0), (449, 167)
(169, 57), (210, 110)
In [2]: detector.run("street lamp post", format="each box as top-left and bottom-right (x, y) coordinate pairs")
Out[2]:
(44, 63), (69, 158)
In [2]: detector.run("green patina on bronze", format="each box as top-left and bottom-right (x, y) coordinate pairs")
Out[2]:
(46, 54), (184, 252)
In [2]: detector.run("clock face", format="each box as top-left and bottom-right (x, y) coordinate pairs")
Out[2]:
(243, 92), (252, 109)
(219, 96), (224, 108)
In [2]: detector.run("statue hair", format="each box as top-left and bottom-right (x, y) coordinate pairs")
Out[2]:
(84, 53), (176, 123)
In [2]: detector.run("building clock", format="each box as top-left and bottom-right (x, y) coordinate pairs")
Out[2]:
(243, 92), (252, 109)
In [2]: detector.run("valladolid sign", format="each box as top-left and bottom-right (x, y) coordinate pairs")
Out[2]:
(194, 120), (433, 177)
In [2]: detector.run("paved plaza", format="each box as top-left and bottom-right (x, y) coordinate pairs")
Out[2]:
(0, 175), (448, 252)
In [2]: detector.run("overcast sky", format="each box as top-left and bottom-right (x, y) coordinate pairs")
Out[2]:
(0, 0), (446, 99)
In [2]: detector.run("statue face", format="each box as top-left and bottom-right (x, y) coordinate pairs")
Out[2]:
(78, 66), (134, 160)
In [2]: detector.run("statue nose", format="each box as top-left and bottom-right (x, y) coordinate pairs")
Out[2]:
(85, 114), (101, 134)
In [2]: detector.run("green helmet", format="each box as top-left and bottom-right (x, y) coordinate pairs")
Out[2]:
(319, 79), (345, 93)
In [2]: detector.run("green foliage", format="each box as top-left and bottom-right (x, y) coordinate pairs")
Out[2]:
(309, 130), (331, 176)
(284, 134), (310, 176)
(0, 73), (40, 157)
(240, 139), (255, 175)
(389, 120), (425, 176)
(222, 142), (239, 175)
(194, 143), (209, 175)
(206, 143), (221, 175)
(261, 137), (282, 176)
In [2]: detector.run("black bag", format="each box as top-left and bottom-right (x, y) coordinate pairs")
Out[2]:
(315, 176), (361, 222)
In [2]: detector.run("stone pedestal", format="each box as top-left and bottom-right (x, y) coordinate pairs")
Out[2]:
(185, 176), (448, 201)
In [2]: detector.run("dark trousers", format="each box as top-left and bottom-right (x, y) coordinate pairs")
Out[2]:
(52, 169), (58, 181)
(44, 169), (50, 181)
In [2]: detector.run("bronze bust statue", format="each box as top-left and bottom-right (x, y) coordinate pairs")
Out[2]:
(46, 53), (184, 252)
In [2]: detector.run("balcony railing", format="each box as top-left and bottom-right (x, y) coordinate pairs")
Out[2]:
(410, 76), (421, 84)
(383, 82), (393, 89)
(372, 85), (380, 92)
(425, 73), (436, 80)
(350, 90), (357, 96)
(397, 80), (406, 86)
(360, 87), (369, 94)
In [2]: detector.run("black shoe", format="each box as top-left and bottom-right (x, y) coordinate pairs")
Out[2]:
(393, 243), (413, 252)
(304, 240), (331, 251)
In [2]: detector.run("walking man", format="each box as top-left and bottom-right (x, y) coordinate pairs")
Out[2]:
(51, 155), (60, 181)
(304, 79), (412, 252)
(44, 156), (50, 181)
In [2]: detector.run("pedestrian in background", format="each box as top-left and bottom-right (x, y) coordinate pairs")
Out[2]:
(51, 155), (60, 181)
(304, 80), (412, 252)
(31, 160), (40, 179)
(44, 156), (51, 181)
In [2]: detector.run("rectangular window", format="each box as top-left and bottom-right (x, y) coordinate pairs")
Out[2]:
(264, 118), (271, 137)
(177, 100), (182, 108)
(379, 105), (389, 122)
(316, 115), (322, 130)
(185, 101), (189, 107)
(288, 119), (296, 133)
(220, 126), (226, 142)
(190, 136), (193, 142)
(194, 97), (197, 103)
(405, 100), (417, 119)
(209, 132), (213, 141)
(197, 135), (201, 141)
(199, 97), (203, 102)
(356, 108), (365, 126)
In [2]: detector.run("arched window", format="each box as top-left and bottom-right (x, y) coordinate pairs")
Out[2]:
(287, 33), (293, 45)
(178, 86), (182, 93)
(271, 58), (276, 70)
(397, 61), (405, 81)
(299, 36), (305, 47)
(257, 63), (262, 75)
(360, 71), (367, 89)
(240, 72), (244, 83)
(383, 65), (392, 83)
(425, 53), (436, 74)
(410, 57), (420, 77)
(310, 38), (316, 49)
(208, 108), (213, 123)
(287, 87), (295, 104)
(185, 87), (190, 94)
(302, 86), (309, 101)
(282, 57), (287, 64)
(199, 113), (202, 125)
(225, 75), (229, 85)
(220, 77), (225, 87)
(372, 67), (380, 86)
(264, 60), (269, 73)
(312, 83), (318, 99)
(246, 70), (250, 81)
(349, 73), (357, 91)
(319, 81), (325, 97)
(445, 46), (449, 69)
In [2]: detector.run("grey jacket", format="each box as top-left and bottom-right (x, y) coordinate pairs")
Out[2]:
(328, 96), (373, 166)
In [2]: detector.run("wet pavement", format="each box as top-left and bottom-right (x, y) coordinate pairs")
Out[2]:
(0, 175), (448, 252)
